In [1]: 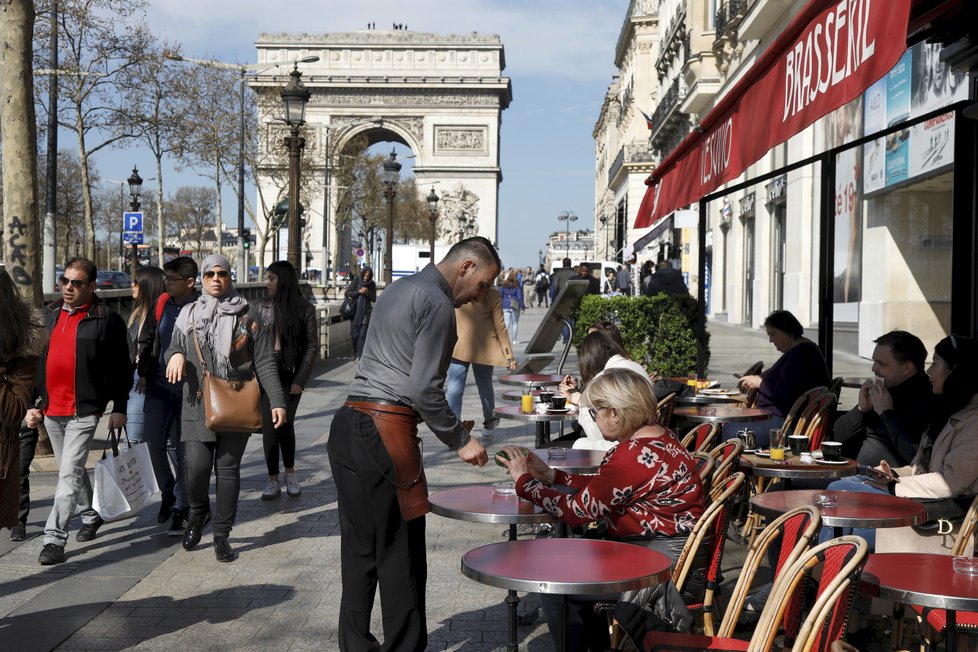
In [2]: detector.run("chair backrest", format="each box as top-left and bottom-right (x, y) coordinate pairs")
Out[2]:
(804, 394), (838, 451)
(747, 536), (869, 652)
(744, 360), (764, 377)
(792, 389), (830, 440)
(690, 451), (715, 484)
(951, 493), (978, 556)
(707, 438), (745, 490)
(716, 506), (822, 637)
(681, 422), (720, 453)
(781, 386), (828, 438)
(656, 392), (677, 429)
(827, 377), (844, 399)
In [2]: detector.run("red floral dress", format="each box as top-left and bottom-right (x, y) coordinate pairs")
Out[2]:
(516, 430), (705, 538)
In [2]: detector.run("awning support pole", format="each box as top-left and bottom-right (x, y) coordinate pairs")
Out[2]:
(818, 152), (835, 378)
(697, 199), (708, 377)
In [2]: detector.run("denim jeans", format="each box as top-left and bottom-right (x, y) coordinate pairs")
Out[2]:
(446, 359), (496, 425)
(821, 475), (885, 549)
(183, 435), (249, 538)
(43, 414), (101, 546)
(503, 308), (520, 342)
(126, 369), (146, 443)
(142, 381), (188, 512)
(721, 415), (786, 448)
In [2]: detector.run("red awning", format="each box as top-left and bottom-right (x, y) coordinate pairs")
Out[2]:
(635, 0), (913, 228)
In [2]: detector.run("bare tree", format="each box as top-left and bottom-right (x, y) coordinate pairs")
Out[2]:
(0, 0), (42, 303)
(33, 0), (152, 260)
(167, 186), (216, 256)
(36, 149), (97, 262)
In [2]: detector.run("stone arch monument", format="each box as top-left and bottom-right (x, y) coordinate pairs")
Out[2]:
(251, 30), (512, 278)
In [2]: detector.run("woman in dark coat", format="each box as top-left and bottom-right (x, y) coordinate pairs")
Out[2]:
(345, 267), (376, 359)
(165, 255), (286, 562)
(255, 261), (318, 499)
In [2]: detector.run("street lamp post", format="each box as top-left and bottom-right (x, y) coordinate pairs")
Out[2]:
(381, 149), (401, 285)
(280, 63), (312, 272)
(426, 187), (439, 262)
(538, 249), (543, 267)
(127, 166), (143, 278)
(557, 211), (578, 260)
(599, 215), (608, 259)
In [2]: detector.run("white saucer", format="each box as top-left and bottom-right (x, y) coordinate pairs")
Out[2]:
(754, 450), (771, 458)
(546, 407), (571, 413)
(816, 459), (849, 465)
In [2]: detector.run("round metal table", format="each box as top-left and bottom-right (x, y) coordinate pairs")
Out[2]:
(462, 539), (672, 652)
(675, 394), (743, 406)
(500, 388), (553, 402)
(495, 404), (580, 448)
(430, 485), (558, 651)
(531, 447), (606, 473)
(740, 453), (859, 484)
(674, 406), (772, 423)
(750, 489), (927, 537)
(499, 373), (564, 388)
(860, 553), (978, 652)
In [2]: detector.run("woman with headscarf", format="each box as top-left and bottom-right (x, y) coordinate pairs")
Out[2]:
(345, 267), (376, 359)
(255, 261), (318, 499)
(165, 255), (286, 562)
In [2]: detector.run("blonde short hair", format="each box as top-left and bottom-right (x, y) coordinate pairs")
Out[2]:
(580, 368), (659, 439)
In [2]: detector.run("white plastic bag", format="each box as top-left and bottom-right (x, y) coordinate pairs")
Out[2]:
(93, 427), (160, 521)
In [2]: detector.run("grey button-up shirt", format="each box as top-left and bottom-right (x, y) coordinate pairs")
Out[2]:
(348, 264), (469, 450)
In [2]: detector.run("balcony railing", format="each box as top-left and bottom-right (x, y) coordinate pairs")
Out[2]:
(607, 147), (625, 184)
(650, 76), (686, 136)
(715, 0), (745, 37)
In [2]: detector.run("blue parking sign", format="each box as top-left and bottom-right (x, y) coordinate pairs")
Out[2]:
(123, 212), (143, 232)
(123, 232), (144, 245)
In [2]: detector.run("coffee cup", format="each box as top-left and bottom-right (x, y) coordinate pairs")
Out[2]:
(788, 435), (809, 456)
(821, 441), (843, 462)
(538, 391), (554, 404)
(550, 396), (566, 410)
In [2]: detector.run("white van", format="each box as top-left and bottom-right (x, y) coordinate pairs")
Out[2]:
(551, 259), (620, 281)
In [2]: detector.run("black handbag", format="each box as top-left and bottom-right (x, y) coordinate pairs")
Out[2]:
(339, 295), (356, 317)
(911, 496), (972, 534)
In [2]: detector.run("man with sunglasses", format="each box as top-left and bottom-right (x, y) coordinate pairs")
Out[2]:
(136, 256), (200, 536)
(25, 257), (131, 565)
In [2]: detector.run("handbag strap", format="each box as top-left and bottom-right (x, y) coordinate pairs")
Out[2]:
(189, 304), (209, 375)
(101, 426), (130, 459)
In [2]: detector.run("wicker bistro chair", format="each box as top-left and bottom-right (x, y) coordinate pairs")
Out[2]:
(643, 535), (870, 652)
(644, 506), (822, 649)
(708, 439), (745, 492)
(910, 494), (978, 650)
(657, 392), (678, 430)
(738, 362), (765, 408)
(803, 394), (838, 451)
(691, 452), (715, 488)
(682, 423), (720, 453)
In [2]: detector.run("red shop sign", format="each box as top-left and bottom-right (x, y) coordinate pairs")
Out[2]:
(636, 0), (913, 228)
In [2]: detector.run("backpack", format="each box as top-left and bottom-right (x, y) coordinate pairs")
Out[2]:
(535, 273), (550, 291)
(154, 293), (171, 324)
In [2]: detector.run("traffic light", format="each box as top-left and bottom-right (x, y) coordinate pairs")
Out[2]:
(242, 228), (252, 250)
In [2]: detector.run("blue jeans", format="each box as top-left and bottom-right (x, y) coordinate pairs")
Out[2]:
(142, 381), (188, 512)
(503, 308), (520, 342)
(43, 414), (101, 546)
(126, 370), (146, 443)
(821, 475), (886, 549)
(721, 415), (786, 448)
(446, 359), (496, 425)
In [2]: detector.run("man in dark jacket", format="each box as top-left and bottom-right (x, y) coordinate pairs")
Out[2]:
(577, 264), (601, 295)
(549, 257), (577, 301)
(25, 257), (131, 565)
(644, 260), (690, 297)
(832, 330), (933, 467)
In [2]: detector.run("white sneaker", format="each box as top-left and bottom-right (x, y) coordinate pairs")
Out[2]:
(285, 473), (302, 497)
(261, 478), (281, 500)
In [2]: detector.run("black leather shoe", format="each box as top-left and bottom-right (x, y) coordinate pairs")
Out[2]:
(76, 516), (104, 542)
(38, 543), (65, 565)
(182, 511), (212, 550)
(10, 524), (26, 541)
(157, 493), (176, 524)
(213, 536), (237, 562)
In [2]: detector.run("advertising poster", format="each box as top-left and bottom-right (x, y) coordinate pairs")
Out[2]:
(909, 112), (955, 178)
(826, 99), (863, 305)
(884, 50), (912, 186)
(910, 42), (968, 119)
(863, 78), (887, 194)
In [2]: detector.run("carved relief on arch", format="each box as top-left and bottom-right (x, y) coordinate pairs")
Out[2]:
(434, 126), (488, 155)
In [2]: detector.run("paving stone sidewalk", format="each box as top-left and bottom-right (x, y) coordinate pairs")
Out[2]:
(0, 308), (870, 651)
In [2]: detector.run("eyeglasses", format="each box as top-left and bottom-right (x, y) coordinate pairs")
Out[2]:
(203, 270), (230, 280)
(59, 276), (90, 288)
(587, 408), (598, 420)
(163, 275), (188, 284)
(951, 333), (958, 350)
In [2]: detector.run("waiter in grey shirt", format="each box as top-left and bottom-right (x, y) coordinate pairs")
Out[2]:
(327, 236), (498, 652)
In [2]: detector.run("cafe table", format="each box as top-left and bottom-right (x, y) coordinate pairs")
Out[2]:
(500, 388), (549, 402)
(739, 453), (858, 488)
(674, 393), (744, 406)
(750, 489), (927, 538)
(461, 538), (673, 652)
(674, 406), (772, 424)
(531, 447), (606, 473)
(859, 552), (978, 652)
(429, 485), (557, 652)
(495, 404), (580, 448)
(499, 373), (564, 388)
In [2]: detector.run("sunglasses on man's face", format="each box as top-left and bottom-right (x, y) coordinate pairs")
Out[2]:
(60, 276), (90, 289)
(203, 270), (230, 280)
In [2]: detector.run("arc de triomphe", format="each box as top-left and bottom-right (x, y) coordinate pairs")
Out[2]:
(252, 30), (511, 278)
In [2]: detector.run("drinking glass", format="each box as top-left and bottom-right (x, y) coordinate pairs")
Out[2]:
(769, 428), (785, 461)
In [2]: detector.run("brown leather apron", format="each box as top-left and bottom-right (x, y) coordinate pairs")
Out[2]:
(344, 399), (430, 521)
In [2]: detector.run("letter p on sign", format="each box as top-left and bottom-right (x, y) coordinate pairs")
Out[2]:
(123, 212), (143, 233)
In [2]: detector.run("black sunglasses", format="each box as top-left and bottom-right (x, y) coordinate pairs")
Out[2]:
(203, 270), (230, 280)
(59, 276), (90, 288)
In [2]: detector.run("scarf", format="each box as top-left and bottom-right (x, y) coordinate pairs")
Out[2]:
(174, 254), (248, 378)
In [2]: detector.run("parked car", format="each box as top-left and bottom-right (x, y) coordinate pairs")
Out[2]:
(95, 270), (130, 290)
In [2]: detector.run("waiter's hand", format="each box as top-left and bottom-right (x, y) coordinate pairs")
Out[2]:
(457, 429), (487, 467)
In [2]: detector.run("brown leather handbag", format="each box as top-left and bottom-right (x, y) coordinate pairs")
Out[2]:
(191, 309), (262, 433)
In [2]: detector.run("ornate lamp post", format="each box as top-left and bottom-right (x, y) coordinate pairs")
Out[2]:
(127, 166), (143, 277)
(557, 210), (578, 259)
(538, 249), (543, 267)
(281, 62), (311, 271)
(426, 187), (439, 263)
(599, 215), (609, 259)
(381, 149), (401, 285)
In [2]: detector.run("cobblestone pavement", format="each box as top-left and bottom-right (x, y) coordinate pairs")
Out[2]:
(0, 307), (873, 651)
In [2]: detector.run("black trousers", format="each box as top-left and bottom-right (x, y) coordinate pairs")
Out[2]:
(183, 435), (248, 538)
(327, 406), (427, 652)
(261, 368), (302, 475)
(18, 427), (38, 524)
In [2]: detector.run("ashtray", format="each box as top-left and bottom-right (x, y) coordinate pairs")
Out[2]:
(812, 492), (838, 508)
(952, 556), (978, 575)
(491, 481), (516, 496)
(548, 446), (567, 459)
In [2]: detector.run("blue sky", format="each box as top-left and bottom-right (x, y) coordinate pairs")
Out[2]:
(99, 0), (626, 268)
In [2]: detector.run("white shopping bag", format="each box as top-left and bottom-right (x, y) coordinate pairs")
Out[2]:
(93, 427), (160, 521)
